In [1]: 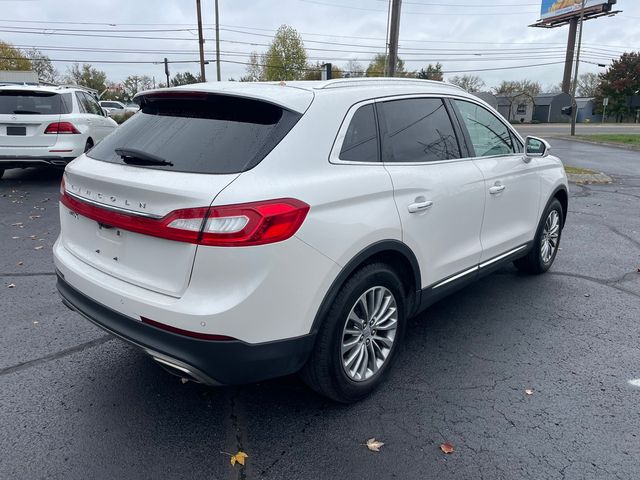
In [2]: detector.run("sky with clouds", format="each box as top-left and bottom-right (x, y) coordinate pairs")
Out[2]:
(1, 0), (638, 91)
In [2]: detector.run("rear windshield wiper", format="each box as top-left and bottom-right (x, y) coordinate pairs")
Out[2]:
(12, 110), (41, 114)
(115, 147), (174, 167)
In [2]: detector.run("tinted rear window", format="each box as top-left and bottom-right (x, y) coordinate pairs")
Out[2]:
(379, 98), (461, 163)
(0, 91), (71, 115)
(339, 104), (379, 162)
(88, 93), (301, 174)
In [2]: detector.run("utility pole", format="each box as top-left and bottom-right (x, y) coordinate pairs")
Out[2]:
(215, 0), (221, 81)
(561, 18), (578, 94)
(196, 0), (206, 82)
(386, 0), (402, 77)
(570, 0), (586, 136)
(164, 58), (170, 86)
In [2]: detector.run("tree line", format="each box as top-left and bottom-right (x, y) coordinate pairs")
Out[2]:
(2, 26), (639, 120)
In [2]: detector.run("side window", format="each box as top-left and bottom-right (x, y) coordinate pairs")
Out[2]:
(339, 104), (378, 162)
(378, 98), (461, 163)
(83, 92), (104, 116)
(75, 92), (88, 113)
(454, 100), (515, 157)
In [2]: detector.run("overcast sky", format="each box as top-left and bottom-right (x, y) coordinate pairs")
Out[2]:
(1, 0), (639, 90)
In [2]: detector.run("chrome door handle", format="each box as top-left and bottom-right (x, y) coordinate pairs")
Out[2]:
(407, 200), (433, 213)
(489, 185), (506, 195)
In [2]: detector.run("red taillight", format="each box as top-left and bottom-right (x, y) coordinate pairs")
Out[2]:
(60, 187), (309, 247)
(140, 317), (236, 341)
(45, 122), (80, 134)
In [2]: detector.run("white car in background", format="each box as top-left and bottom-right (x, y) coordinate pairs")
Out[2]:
(0, 85), (117, 179)
(99, 100), (139, 116)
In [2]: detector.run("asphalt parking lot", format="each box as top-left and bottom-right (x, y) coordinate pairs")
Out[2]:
(1, 138), (639, 480)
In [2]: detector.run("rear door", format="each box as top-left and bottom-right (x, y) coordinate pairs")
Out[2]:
(0, 90), (70, 148)
(81, 92), (115, 141)
(60, 92), (302, 297)
(451, 99), (540, 263)
(378, 96), (486, 288)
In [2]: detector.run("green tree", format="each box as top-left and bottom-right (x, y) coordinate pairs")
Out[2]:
(261, 25), (308, 81)
(365, 54), (405, 77)
(448, 74), (484, 92)
(0, 41), (32, 71)
(416, 63), (443, 81)
(597, 52), (640, 121)
(23, 48), (57, 83)
(65, 63), (107, 92)
(170, 72), (202, 86)
(122, 75), (154, 101)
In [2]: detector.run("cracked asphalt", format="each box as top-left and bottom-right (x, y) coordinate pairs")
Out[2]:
(1, 137), (640, 480)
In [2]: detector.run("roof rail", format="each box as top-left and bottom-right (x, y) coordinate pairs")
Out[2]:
(55, 84), (99, 96)
(318, 77), (466, 92)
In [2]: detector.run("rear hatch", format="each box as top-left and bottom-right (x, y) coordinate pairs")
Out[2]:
(0, 89), (71, 147)
(60, 90), (306, 297)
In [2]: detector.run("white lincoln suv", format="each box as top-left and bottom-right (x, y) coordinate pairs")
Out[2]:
(0, 85), (117, 179)
(54, 78), (568, 402)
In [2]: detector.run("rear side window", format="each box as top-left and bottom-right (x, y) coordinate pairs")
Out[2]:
(0, 91), (70, 115)
(88, 93), (302, 174)
(454, 100), (515, 157)
(339, 104), (378, 162)
(378, 98), (461, 163)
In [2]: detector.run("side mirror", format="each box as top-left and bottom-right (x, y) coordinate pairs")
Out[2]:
(525, 136), (550, 159)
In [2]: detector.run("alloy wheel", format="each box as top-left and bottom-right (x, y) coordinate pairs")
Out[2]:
(541, 209), (560, 264)
(340, 286), (398, 382)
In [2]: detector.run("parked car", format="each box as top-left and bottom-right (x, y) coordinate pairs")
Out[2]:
(0, 85), (117, 179)
(54, 78), (568, 402)
(99, 100), (138, 116)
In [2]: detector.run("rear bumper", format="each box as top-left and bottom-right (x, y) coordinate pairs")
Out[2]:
(56, 273), (316, 385)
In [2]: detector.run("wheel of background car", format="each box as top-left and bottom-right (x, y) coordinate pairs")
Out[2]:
(514, 198), (563, 274)
(300, 262), (406, 403)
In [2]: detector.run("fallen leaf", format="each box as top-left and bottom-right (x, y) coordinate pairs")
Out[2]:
(7, 284), (16, 288)
(17, 261), (23, 266)
(11, 236), (19, 240)
(29, 215), (41, 219)
(230, 451), (248, 466)
(34, 246), (44, 250)
(584, 293), (591, 298)
(366, 438), (385, 452)
(525, 389), (534, 395)
(11, 222), (23, 227)
(33, 321), (39, 325)
(440, 442), (455, 454)
(29, 235), (37, 240)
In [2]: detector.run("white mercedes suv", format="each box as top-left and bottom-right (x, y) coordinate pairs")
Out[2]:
(54, 78), (568, 402)
(0, 85), (117, 179)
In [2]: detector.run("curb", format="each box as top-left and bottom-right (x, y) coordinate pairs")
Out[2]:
(551, 136), (640, 152)
(566, 172), (613, 185)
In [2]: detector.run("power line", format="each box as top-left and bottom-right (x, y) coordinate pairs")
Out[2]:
(298, 0), (539, 15)
(0, 18), (634, 50)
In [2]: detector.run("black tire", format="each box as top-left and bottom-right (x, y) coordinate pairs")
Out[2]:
(301, 262), (406, 403)
(84, 139), (94, 153)
(0, 168), (4, 180)
(514, 198), (564, 274)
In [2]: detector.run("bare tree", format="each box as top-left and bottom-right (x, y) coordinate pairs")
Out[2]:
(448, 75), (485, 92)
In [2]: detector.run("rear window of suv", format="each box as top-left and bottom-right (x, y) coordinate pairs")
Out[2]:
(0, 90), (72, 115)
(88, 93), (302, 174)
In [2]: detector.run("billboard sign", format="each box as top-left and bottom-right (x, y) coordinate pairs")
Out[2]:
(540, 0), (609, 20)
